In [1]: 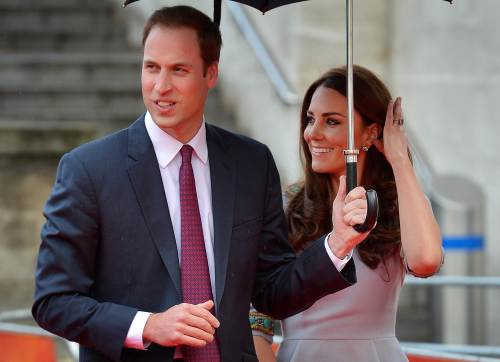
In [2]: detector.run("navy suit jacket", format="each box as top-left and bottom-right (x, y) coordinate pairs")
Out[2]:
(33, 115), (356, 362)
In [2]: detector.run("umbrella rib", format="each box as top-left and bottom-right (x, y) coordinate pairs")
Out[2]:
(226, 1), (299, 104)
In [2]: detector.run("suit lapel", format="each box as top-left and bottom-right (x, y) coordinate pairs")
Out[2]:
(126, 116), (182, 298)
(207, 125), (235, 307)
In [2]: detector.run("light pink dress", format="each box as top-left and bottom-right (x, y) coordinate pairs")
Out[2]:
(277, 249), (408, 362)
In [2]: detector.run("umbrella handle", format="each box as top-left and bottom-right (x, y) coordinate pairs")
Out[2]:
(346, 161), (357, 193)
(354, 189), (379, 233)
(346, 162), (379, 232)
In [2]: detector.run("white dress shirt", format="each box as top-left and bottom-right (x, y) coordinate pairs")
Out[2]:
(124, 112), (352, 349)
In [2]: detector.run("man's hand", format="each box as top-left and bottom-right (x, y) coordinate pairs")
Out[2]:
(143, 300), (220, 348)
(328, 175), (373, 259)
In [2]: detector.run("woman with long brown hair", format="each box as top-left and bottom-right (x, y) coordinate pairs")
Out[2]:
(251, 65), (443, 361)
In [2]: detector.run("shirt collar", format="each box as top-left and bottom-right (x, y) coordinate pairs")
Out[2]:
(144, 111), (208, 168)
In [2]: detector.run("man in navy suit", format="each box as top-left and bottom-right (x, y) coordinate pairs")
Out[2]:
(33, 6), (369, 362)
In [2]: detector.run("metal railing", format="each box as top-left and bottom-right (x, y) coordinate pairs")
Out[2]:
(402, 346), (500, 362)
(403, 343), (500, 360)
(405, 275), (500, 288)
(402, 275), (500, 359)
(225, 1), (299, 105)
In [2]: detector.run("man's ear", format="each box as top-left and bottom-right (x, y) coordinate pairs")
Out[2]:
(206, 62), (219, 89)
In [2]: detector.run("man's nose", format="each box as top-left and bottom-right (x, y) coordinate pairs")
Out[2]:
(154, 72), (172, 93)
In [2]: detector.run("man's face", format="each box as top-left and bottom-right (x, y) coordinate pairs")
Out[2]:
(142, 25), (218, 143)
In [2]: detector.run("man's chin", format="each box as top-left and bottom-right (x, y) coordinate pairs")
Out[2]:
(150, 113), (177, 128)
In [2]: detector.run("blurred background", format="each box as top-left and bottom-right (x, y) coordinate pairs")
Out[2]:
(1, 0), (499, 360)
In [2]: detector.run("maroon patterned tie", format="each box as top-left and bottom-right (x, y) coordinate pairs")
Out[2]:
(179, 145), (221, 362)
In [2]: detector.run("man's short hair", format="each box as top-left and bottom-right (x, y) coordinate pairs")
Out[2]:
(142, 5), (222, 73)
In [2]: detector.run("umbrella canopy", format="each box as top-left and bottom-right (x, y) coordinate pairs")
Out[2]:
(221, 0), (308, 13)
(123, 0), (308, 25)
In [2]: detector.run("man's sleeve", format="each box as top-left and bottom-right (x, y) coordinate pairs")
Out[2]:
(251, 147), (356, 320)
(32, 152), (137, 361)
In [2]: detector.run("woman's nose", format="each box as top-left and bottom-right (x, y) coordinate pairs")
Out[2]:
(307, 122), (323, 140)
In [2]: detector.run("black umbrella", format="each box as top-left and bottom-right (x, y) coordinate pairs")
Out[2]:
(124, 0), (308, 25)
(123, 0), (452, 232)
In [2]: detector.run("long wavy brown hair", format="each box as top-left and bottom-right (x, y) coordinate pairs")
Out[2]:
(287, 65), (407, 269)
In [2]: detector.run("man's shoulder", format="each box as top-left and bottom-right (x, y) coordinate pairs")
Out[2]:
(67, 128), (127, 164)
(59, 117), (146, 174)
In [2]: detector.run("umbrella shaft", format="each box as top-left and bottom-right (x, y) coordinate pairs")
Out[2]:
(346, 0), (354, 150)
(345, 0), (357, 191)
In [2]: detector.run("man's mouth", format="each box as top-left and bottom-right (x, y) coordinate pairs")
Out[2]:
(155, 100), (176, 110)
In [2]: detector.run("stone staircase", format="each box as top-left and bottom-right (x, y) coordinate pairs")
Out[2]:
(0, 0), (144, 132)
(0, 0), (232, 132)
(0, 0), (130, 51)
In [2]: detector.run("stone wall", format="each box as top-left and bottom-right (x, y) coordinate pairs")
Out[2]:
(0, 122), (95, 310)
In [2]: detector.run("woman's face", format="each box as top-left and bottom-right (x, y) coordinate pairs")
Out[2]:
(304, 86), (373, 177)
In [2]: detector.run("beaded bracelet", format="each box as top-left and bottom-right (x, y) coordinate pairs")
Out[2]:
(249, 311), (275, 336)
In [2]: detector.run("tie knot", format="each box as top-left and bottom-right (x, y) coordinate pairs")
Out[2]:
(180, 145), (194, 164)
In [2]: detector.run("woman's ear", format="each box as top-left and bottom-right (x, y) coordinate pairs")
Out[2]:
(369, 123), (382, 141)
(364, 123), (382, 146)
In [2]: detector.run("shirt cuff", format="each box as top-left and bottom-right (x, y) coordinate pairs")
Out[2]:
(324, 232), (353, 271)
(124, 311), (151, 350)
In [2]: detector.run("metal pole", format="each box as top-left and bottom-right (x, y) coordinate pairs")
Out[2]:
(346, 0), (354, 150)
(344, 0), (359, 192)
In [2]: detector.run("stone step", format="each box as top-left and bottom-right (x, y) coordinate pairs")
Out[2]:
(0, 80), (140, 93)
(0, 120), (97, 156)
(0, 52), (142, 88)
(0, 8), (121, 35)
(0, 0), (131, 51)
(0, 0), (111, 10)
(0, 52), (141, 65)
(0, 33), (131, 51)
(0, 94), (144, 123)
(1, 91), (227, 125)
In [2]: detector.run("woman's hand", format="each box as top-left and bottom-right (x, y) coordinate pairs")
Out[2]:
(373, 97), (410, 170)
(327, 176), (373, 259)
(373, 97), (443, 276)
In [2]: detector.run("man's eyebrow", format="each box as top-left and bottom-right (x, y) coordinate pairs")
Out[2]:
(141, 59), (193, 68)
(170, 62), (193, 69)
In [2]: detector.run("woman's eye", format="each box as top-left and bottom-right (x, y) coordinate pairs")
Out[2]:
(306, 116), (315, 124)
(326, 118), (339, 126)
